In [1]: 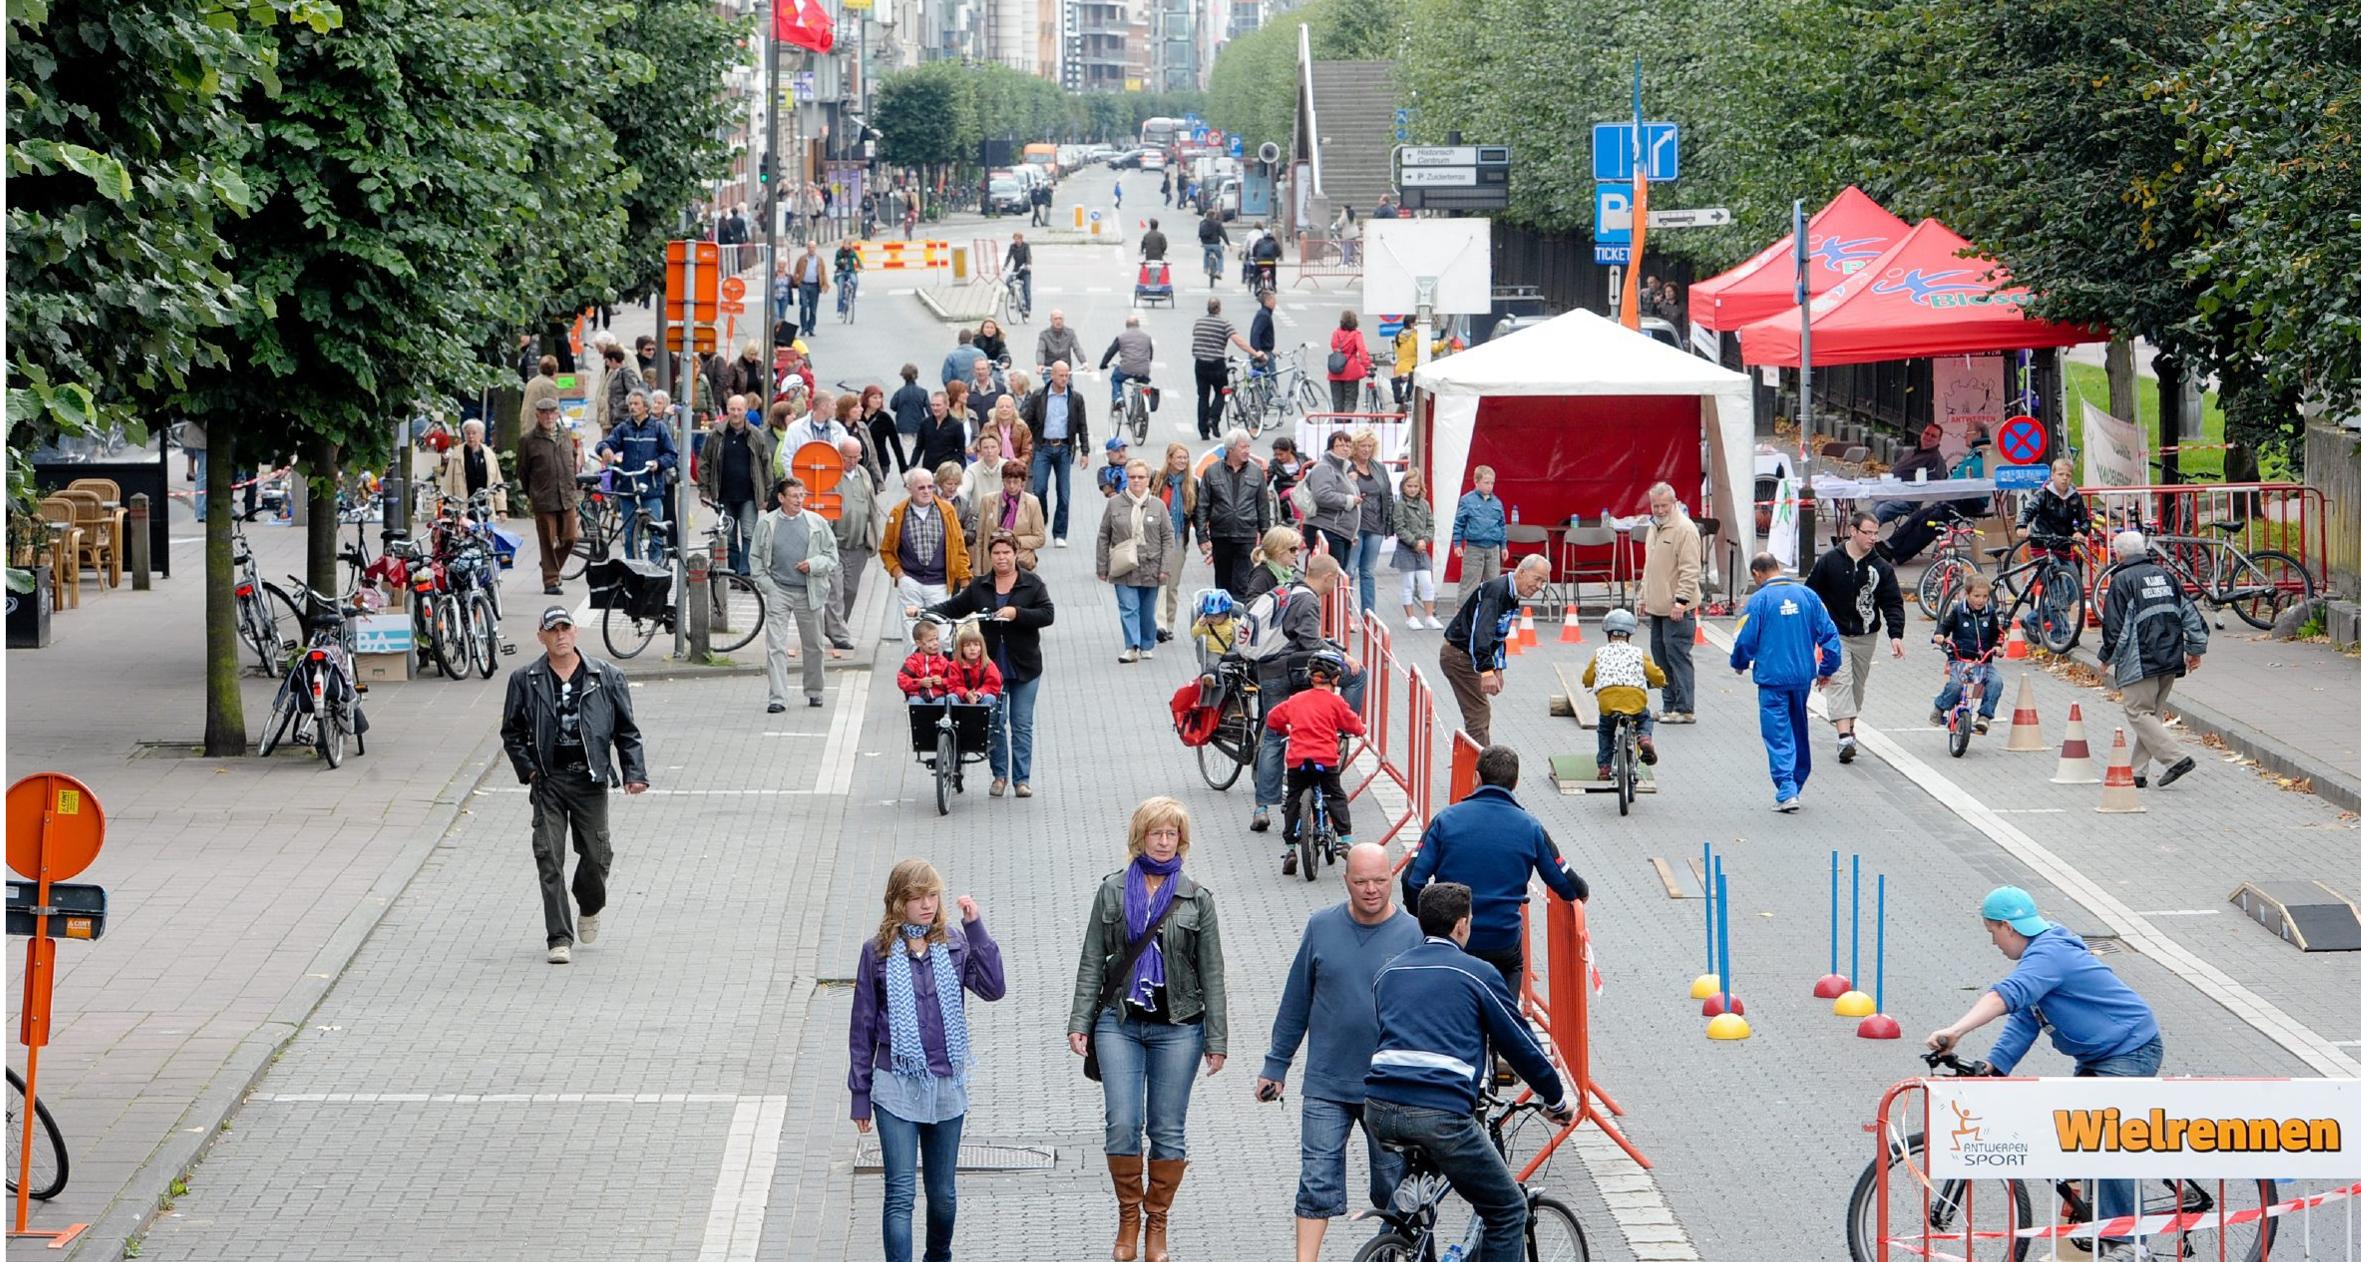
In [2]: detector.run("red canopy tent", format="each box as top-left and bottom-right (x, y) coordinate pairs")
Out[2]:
(1688, 186), (1911, 333)
(1738, 219), (2105, 367)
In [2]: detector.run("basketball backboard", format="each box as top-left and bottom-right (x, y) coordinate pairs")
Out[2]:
(1362, 219), (1493, 316)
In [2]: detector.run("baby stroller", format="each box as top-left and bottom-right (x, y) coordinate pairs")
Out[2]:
(1133, 259), (1174, 308)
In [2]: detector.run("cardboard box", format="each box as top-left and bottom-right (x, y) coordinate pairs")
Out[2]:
(353, 613), (412, 655)
(353, 650), (412, 683)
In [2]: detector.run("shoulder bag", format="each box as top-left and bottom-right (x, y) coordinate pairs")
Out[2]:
(1082, 886), (1184, 1082)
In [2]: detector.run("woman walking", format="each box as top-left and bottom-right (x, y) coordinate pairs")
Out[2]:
(926, 532), (1055, 796)
(1098, 458), (1174, 663)
(1243, 524), (1303, 603)
(1068, 797), (1227, 1262)
(848, 859), (1006, 1262)
(1325, 311), (1371, 413)
(1148, 444), (1198, 642)
(1347, 429), (1392, 620)
(1391, 467), (1439, 628)
(861, 384), (907, 475)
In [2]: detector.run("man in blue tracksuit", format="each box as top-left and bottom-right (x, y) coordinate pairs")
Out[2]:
(1728, 551), (1840, 812)
(1402, 744), (1587, 1003)
(595, 391), (681, 560)
(1365, 882), (1571, 1262)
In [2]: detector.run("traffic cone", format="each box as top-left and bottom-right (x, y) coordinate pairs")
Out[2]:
(1518, 607), (1538, 648)
(2049, 704), (2101, 783)
(1694, 618), (1708, 645)
(2004, 674), (2049, 751)
(2095, 727), (2146, 813)
(1505, 624), (1524, 656)
(1558, 608), (1584, 644)
(2003, 621), (2029, 660)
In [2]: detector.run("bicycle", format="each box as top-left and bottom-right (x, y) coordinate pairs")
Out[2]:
(1351, 1091), (1590, 1262)
(837, 269), (860, 323)
(388, 536), (464, 680)
(2092, 521), (2315, 633)
(1847, 1049), (2278, 1262)
(605, 463), (672, 567)
(437, 508), (506, 680)
(564, 471), (623, 581)
(1913, 515), (1984, 623)
(1225, 352), (1278, 436)
(593, 521), (767, 660)
(1935, 642), (2001, 758)
(256, 584), (367, 767)
(1120, 375), (1157, 445)
(1002, 266), (1032, 323)
(1983, 540), (2087, 654)
(6, 1066), (68, 1201)
(908, 612), (996, 815)
(1602, 711), (1642, 816)
(1202, 241), (1225, 289)
(232, 516), (301, 676)
(1194, 656), (1260, 791)
(1287, 762), (1343, 882)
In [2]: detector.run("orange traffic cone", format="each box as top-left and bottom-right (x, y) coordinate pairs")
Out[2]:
(2004, 674), (2048, 752)
(2049, 703), (2100, 783)
(1518, 607), (1539, 648)
(2003, 621), (2029, 660)
(1505, 623), (1524, 656)
(1558, 608), (1584, 644)
(1694, 617), (1708, 645)
(2095, 727), (2145, 813)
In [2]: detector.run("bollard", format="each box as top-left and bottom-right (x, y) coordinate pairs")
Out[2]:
(708, 529), (732, 636)
(684, 550), (710, 659)
(126, 494), (153, 590)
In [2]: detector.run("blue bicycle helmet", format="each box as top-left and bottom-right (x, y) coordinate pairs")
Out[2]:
(1194, 589), (1236, 621)
(1306, 647), (1349, 681)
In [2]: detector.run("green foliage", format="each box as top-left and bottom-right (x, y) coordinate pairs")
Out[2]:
(1207, 0), (1406, 154)
(597, 0), (745, 305)
(875, 61), (974, 167)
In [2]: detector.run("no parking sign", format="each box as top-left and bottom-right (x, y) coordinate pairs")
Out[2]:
(1993, 414), (2050, 490)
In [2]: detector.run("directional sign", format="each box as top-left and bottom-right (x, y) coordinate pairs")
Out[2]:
(1393, 107), (1412, 143)
(1594, 183), (1633, 245)
(1402, 168), (1478, 187)
(1594, 245), (1631, 265)
(1996, 414), (2049, 465)
(1591, 122), (1680, 182)
(1994, 463), (2051, 491)
(1646, 207), (1731, 229)
(1400, 145), (1509, 167)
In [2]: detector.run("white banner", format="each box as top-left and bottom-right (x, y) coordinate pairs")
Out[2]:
(1766, 475), (1798, 570)
(2081, 400), (2149, 489)
(1924, 1078), (2361, 1180)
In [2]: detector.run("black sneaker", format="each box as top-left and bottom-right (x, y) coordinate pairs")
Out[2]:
(767, 702), (786, 714)
(1280, 848), (1297, 875)
(2132, 774), (2149, 789)
(544, 583), (563, 596)
(2156, 756), (2197, 788)
(1838, 738), (1858, 765)
(1156, 629), (1173, 643)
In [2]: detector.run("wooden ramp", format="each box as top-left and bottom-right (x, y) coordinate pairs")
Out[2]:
(1548, 753), (1656, 795)
(1548, 665), (1600, 729)
(2229, 881), (2361, 952)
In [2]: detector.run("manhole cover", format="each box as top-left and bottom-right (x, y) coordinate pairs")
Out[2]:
(854, 1139), (1056, 1173)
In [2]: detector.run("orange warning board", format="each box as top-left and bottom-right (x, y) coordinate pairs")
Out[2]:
(721, 275), (747, 302)
(791, 441), (846, 520)
(7, 773), (104, 884)
(664, 240), (722, 324)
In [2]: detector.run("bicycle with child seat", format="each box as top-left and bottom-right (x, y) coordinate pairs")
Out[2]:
(908, 612), (995, 815)
(1195, 656), (1261, 791)
(1984, 539), (2087, 654)
(1936, 642), (2002, 758)
(592, 520), (766, 660)
(1846, 1048), (2278, 1262)
(1350, 1090), (1590, 1262)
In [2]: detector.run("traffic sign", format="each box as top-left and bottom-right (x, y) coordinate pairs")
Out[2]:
(1402, 168), (1477, 187)
(1400, 145), (1507, 167)
(720, 276), (747, 302)
(1994, 463), (2051, 491)
(1594, 245), (1631, 265)
(1377, 313), (1406, 336)
(1228, 136), (1243, 157)
(1646, 207), (1731, 229)
(1207, 130), (1224, 146)
(1392, 145), (1512, 211)
(718, 299), (745, 316)
(1591, 122), (1680, 182)
(7, 773), (104, 884)
(664, 239), (721, 324)
(1595, 183), (1633, 245)
(1996, 414), (2049, 465)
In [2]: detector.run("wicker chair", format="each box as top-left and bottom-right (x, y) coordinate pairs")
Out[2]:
(36, 498), (82, 608)
(52, 489), (120, 588)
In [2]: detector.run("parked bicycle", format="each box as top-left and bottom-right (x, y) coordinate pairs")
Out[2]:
(256, 582), (367, 767)
(6, 1066), (68, 1201)
(2092, 520), (2315, 632)
(1913, 514), (1985, 623)
(1983, 539), (2087, 653)
(591, 522), (766, 660)
(1350, 1090), (1590, 1262)
(564, 470), (623, 581)
(232, 516), (300, 675)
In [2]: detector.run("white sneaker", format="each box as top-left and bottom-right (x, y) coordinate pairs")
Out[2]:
(578, 913), (599, 945)
(1141, 649), (1155, 660)
(1425, 616), (1445, 630)
(1055, 537), (1069, 548)
(547, 942), (572, 964)
(1774, 795), (1801, 813)
(1118, 648), (1139, 663)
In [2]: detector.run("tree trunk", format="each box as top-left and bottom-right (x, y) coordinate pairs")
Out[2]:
(202, 450), (247, 756)
(303, 434), (341, 597)
(2104, 336), (2138, 426)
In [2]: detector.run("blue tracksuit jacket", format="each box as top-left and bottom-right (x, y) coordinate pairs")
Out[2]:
(1987, 927), (2160, 1073)
(1403, 785), (1588, 957)
(1365, 937), (1566, 1114)
(1728, 576), (1840, 688)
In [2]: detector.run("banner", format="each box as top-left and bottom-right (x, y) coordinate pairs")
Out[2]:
(2081, 399), (2148, 489)
(1931, 355), (2005, 462)
(1924, 1078), (2361, 1180)
(1766, 474), (1798, 570)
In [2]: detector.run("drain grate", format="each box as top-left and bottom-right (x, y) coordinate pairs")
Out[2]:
(854, 1138), (1056, 1173)
(2083, 934), (2132, 958)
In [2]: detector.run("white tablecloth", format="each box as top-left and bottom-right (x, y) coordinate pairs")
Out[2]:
(1812, 476), (1998, 502)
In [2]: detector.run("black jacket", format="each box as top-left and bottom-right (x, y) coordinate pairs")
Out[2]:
(1140, 230), (1168, 261)
(930, 570), (1056, 683)
(2099, 558), (2209, 685)
(1936, 600), (2004, 661)
(1021, 384), (1090, 450)
(914, 410), (967, 471)
(1805, 546), (1906, 640)
(1195, 458), (1270, 542)
(974, 332), (1009, 364)
(2016, 484), (2091, 549)
(500, 654), (648, 787)
(1444, 573), (1521, 670)
(1887, 446), (1948, 487)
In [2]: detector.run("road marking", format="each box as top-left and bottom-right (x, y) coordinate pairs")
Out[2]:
(2140, 909), (2222, 917)
(759, 731), (831, 738)
(887, 287), (913, 296)
(1698, 623), (2361, 1076)
(481, 787), (830, 797)
(1085, 286), (1112, 293)
(816, 669), (870, 792)
(1992, 808), (2066, 814)
(698, 1095), (790, 1262)
(254, 1092), (762, 1103)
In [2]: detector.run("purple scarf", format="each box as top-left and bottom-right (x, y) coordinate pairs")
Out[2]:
(1122, 853), (1184, 1010)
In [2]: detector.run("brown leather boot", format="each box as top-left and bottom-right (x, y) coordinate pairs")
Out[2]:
(1142, 1158), (1187, 1262)
(1107, 1154), (1145, 1261)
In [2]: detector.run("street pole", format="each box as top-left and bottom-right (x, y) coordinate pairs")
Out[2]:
(1619, 59), (1649, 331)
(673, 246), (696, 660)
(1793, 197), (1817, 571)
(760, 2), (782, 408)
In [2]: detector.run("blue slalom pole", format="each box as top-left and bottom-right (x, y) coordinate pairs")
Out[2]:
(1849, 853), (1862, 987)
(1874, 874), (1887, 1013)
(1703, 842), (1716, 974)
(1828, 850), (1839, 977)
(1716, 867), (1732, 1010)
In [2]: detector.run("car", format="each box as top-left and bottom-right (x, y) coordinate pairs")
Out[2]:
(1109, 149), (1143, 169)
(1141, 150), (1168, 171)
(1639, 316), (1682, 348)
(986, 177), (1027, 214)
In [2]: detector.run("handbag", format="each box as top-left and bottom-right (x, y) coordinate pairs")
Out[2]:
(1082, 889), (1184, 1082)
(1327, 349), (1351, 376)
(1106, 501), (1145, 580)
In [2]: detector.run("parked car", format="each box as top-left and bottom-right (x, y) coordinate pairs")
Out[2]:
(986, 175), (1027, 215)
(1109, 148), (1143, 169)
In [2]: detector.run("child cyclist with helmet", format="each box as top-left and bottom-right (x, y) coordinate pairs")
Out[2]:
(1582, 608), (1665, 780)
(1931, 574), (2004, 733)
(1264, 647), (1365, 874)
(1097, 434), (1132, 497)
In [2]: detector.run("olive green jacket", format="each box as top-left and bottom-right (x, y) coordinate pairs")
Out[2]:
(1067, 870), (1228, 1054)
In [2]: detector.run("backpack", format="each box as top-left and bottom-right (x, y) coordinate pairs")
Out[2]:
(1235, 582), (1304, 662)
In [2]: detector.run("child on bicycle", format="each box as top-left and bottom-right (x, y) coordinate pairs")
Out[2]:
(896, 618), (955, 702)
(1265, 648), (1364, 874)
(1097, 434), (1130, 497)
(945, 623), (1003, 705)
(1931, 574), (2005, 732)
(1581, 609), (1663, 780)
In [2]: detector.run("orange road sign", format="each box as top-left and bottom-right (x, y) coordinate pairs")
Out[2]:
(665, 240), (722, 324)
(7, 773), (104, 884)
(721, 275), (747, 302)
(792, 441), (846, 520)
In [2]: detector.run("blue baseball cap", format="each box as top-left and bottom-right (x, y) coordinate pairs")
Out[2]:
(1980, 886), (2052, 936)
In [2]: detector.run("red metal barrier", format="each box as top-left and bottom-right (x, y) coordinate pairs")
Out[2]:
(2078, 481), (2328, 594)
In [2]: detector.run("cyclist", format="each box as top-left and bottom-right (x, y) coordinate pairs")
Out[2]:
(1197, 209), (1231, 286)
(1003, 232), (1034, 317)
(832, 237), (862, 318)
(1925, 886), (2162, 1259)
(594, 390), (679, 560)
(1264, 648), (1364, 874)
(1930, 574), (2005, 732)
(1582, 608), (1663, 781)
(1247, 221), (1283, 292)
(2015, 463), (2092, 563)
(1139, 217), (1168, 262)
(1365, 881), (1573, 1262)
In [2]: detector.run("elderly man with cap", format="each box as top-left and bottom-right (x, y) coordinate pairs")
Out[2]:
(500, 606), (649, 964)
(515, 396), (582, 594)
(2098, 529), (2209, 789)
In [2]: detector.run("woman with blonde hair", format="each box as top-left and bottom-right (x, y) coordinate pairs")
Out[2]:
(933, 460), (968, 511)
(1390, 467), (1440, 627)
(1147, 443), (1199, 638)
(1068, 798), (1227, 1262)
(849, 859), (1006, 1262)
(983, 393), (1032, 466)
(1346, 428), (1391, 622)
(1097, 458), (1174, 664)
(1244, 524), (1304, 603)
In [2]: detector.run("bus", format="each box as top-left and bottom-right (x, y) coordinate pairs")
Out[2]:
(1140, 116), (1183, 152)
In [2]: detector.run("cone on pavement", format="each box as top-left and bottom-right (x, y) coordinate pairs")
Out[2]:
(2004, 621), (2029, 660)
(2004, 674), (2049, 751)
(1695, 617), (1708, 645)
(1558, 608), (1584, 644)
(2096, 727), (2146, 813)
(1519, 607), (1539, 648)
(1505, 623), (1524, 656)
(2049, 704), (2101, 783)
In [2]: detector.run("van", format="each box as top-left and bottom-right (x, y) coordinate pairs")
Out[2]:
(1022, 143), (1059, 179)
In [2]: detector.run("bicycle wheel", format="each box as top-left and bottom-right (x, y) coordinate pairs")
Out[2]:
(602, 606), (659, 659)
(1616, 732), (1635, 816)
(1995, 540), (2036, 598)
(256, 680), (299, 757)
(2032, 563), (2084, 653)
(468, 590), (499, 678)
(1916, 558), (1970, 624)
(433, 590), (468, 679)
(710, 573), (766, 654)
(1129, 394), (1149, 444)
(238, 588), (287, 674)
(1524, 1195), (1590, 1262)
(6, 1068), (68, 1201)
(1846, 1133), (2031, 1262)
(1949, 702), (1971, 758)
(2227, 548), (2312, 630)
(562, 505), (602, 579)
(935, 725), (956, 816)
(1294, 786), (1321, 882)
(314, 671), (345, 769)
(1197, 700), (1251, 790)
(1349, 1233), (1420, 1262)
(2103, 1177), (2278, 1262)
(264, 586), (306, 672)
(1296, 374), (1324, 417)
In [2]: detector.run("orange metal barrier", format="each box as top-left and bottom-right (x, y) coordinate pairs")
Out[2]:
(2079, 481), (2328, 595)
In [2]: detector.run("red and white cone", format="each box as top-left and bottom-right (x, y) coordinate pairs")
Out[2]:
(2049, 703), (2100, 783)
(2096, 727), (2146, 813)
(2004, 673), (2049, 752)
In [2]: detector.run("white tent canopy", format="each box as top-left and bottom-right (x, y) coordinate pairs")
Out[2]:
(1412, 309), (1758, 587)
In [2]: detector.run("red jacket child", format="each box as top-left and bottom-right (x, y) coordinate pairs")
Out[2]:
(897, 648), (956, 700)
(942, 653), (1002, 703)
(1264, 685), (1365, 768)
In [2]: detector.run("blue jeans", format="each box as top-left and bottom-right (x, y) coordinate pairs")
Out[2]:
(1596, 708), (1656, 769)
(1366, 1099), (1526, 1262)
(798, 281), (821, 332)
(1109, 367), (1139, 409)
(1029, 442), (1075, 540)
(191, 449), (209, 521)
(2078, 1034), (2165, 1242)
(1351, 531), (1384, 615)
(1872, 499), (1917, 525)
(1296, 1096), (1404, 1220)
(620, 493), (668, 561)
(723, 499), (758, 574)
(1093, 1010), (1203, 1160)
(875, 1105), (963, 1262)
(1935, 661), (2002, 720)
(1757, 683), (1812, 801)
(1256, 669), (1366, 809)
(989, 672), (1040, 784)
(1115, 583), (1158, 651)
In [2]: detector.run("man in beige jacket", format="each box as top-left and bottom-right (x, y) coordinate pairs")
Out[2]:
(1636, 481), (1702, 722)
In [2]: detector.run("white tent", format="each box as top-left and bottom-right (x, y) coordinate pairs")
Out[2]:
(1412, 310), (1758, 591)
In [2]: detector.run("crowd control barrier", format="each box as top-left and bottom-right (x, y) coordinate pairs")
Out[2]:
(1315, 586), (1438, 855)
(853, 240), (951, 275)
(1297, 412), (1413, 469)
(2080, 481), (2329, 597)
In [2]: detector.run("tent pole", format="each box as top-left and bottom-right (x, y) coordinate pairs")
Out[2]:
(1792, 197), (1816, 570)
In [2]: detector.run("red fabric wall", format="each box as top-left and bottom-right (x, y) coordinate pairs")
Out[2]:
(1442, 394), (1701, 582)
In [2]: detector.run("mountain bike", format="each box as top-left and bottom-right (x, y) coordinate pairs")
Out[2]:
(6, 1067), (68, 1201)
(1847, 1049), (2278, 1262)
(1120, 376), (1157, 445)
(1913, 516), (1984, 623)
(1984, 541), (2086, 653)
(256, 584), (366, 767)
(1286, 762), (1342, 881)
(1352, 1091), (1590, 1262)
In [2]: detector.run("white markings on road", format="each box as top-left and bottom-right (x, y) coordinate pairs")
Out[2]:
(2140, 909), (2223, 917)
(815, 669), (870, 793)
(481, 786), (832, 797)
(254, 1092), (768, 1103)
(699, 1095), (790, 1262)
(887, 287), (914, 296)
(1565, 1126), (1700, 1260)
(1085, 286), (1113, 293)
(1992, 808), (2066, 814)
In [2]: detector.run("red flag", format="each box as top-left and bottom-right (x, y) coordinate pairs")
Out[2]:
(775, 0), (834, 53)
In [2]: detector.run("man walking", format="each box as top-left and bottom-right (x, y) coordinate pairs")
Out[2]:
(1022, 360), (1091, 547)
(1189, 298), (1258, 441)
(1637, 481), (1702, 722)
(790, 240), (829, 336)
(826, 436), (884, 651)
(1403, 745), (1588, 1005)
(2098, 530), (2208, 788)
(516, 398), (581, 595)
(500, 607), (649, 964)
(695, 400), (775, 574)
(1195, 429), (1269, 597)
(1036, 310), (1084, 373)
(1805, 511), (1906, 764)
(881, 467), (972, 635)
(750, 476), (841, 713)
(1257, 844), (1423, 1262)
(1440, 555), (1549, 746)
(1729, 552), (1841, 811)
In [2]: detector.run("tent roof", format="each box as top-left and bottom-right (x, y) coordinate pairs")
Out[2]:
(1689, 186), (1911, 333)
(1414, 309), (1752, 398)
(1738, 219), (2106, 367)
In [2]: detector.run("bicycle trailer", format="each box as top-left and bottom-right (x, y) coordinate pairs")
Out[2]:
(1134, 260), (1174, 308)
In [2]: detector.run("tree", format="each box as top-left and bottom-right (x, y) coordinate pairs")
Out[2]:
(596, 0), (745, 305)
(875, 62), (973, 168)
(1207, 0), (1405, 154)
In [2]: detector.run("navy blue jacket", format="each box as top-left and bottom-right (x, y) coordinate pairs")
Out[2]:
(1403, 785), (1587, 956)
(597, 416), (679, 481)
(1366, 937), (1565, 1114)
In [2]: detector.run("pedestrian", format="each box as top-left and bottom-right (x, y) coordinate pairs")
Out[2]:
(1267, 437), (1305, 523)
(848, 861), (1006, 1262)
(783, 390), (854, 452)
(1067, 796), (1228, 1262)
(499, 606), (649, 965)
(1326, 311), (1372, 413)
(980, 393), (1032, 469)
(859, 384), (907, 476)
(891, 364), (931, 451)
(941, 328), (986, 389)
(827, 436), (885, 651)
(1391, 467), (1439, 628)
(1931, 574), (2005, 732)
(595, 341), (644, 439)
(882, 466), (972, 640)
(1022, 359), (1091, 547)
(1189, 298), (1257, 441)
(915, 389), (966, 474)
(933, 461), (968, 516)
(1728, 551), (1842, 811)
(751, 476), (841, 711)
(1346, 429), (1391, 622)
(725, 339), (769, 402)
(516, 398), (581, 594)
(521, 354), (562, 434)
(968, 462), (1048, 569)
(791, 240), (830, 336)
(1244, 524), (1304, 604)
(1249, 555), (1363, 843)
(1249, 287), (1280, 365)
(1302, 430), (1361, 562)
(596, 390), (678, 560)
(439, 418), (510, 514)
(1099, 458), (1175, 664)
(1403, 744), (1588, 1003)
(1371, 193), (1397, 220)
(634, 334), (658, 380)
(1194, 429), (1269, 598)
(1148, 443), (1198, 638)
(1636, 481), (1702, 722)
(2097, 530), (2208, 788)
(1037, 311), (1085, 374)
(1805, 511), (1907, 764)
(694, 400), (776, 574)
(966, 430), (1010, 503)
(925, 531), (1056, 796)
(1099, 313), (1156, 408)
(1098, 434), (1132, 498)
(1440, 555), (1549, 746)
(1451, 465), (1507, 590)
(1255, 842), (1422, 1262)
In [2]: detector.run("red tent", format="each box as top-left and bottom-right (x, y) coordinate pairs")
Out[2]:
(1688, 187), (1910, 333)
(1738, 219), (2105, 367)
